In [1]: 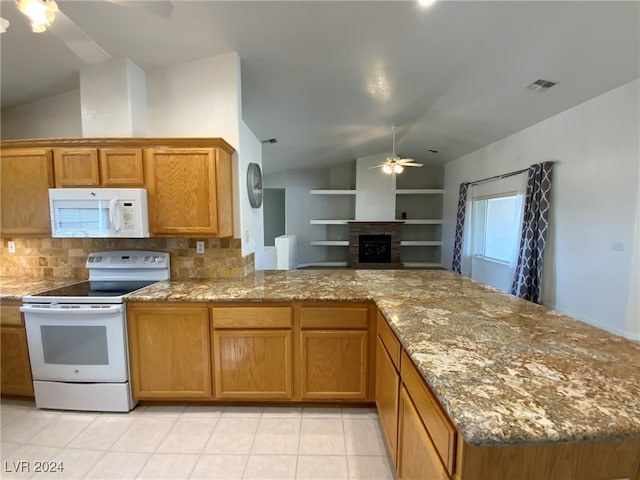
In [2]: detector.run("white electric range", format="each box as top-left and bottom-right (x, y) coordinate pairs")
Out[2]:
(20, 251), (170, 412)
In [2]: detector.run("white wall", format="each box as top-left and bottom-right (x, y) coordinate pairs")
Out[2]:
(626, 161), (640, 340)
(146, 52), (241, 147)
(1, 90), (82, 139)
(356, 153), (396, 221)
(239, 120), (264, 260)
(80, 58), (148, 136)
(443, 79), (640, 340)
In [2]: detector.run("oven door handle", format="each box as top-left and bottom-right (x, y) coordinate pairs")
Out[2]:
(20, 304), (125, 314)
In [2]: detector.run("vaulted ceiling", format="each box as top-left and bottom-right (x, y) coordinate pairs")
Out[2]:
(1, 1), (638, 173)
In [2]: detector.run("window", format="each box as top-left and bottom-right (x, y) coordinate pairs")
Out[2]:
(471, 194), (522, 263)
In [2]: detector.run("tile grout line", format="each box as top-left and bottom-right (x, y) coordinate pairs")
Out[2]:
(187, 413), (222, 479)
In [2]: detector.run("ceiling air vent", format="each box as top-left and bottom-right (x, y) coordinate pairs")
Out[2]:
(261, 138), (278, 144)
(526, 79), (557, 93)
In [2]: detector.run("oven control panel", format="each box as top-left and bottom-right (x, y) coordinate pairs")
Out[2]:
(86, 251), (170, 268)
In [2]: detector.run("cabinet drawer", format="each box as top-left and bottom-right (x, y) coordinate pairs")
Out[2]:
(0, 301), (23, 327)
(300, 305), (369, 329)
(377, 311), (401, 369)
(401, 350), (456, 475)
(212, 306), (292, 329)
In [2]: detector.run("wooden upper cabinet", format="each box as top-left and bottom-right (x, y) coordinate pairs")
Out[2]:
(54, 147), (144, 187)
(53, 148), (100, 186)
(144, 147), (233, 237)
(0, 148), (54, 235)
(99, 148), (145, 186)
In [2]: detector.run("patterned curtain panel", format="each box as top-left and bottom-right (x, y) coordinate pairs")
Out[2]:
(451, 182), (469, 273)
(510, 162), (553, 303)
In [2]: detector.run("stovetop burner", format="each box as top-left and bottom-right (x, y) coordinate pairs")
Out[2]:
(33, 280), (159, 298)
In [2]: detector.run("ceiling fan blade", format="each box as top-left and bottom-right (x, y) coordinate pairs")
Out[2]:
(49, 11), (111, 64)
(106, 0), (174, 19)
(403, 163), (424, 167)
(367, 164), (388, 169)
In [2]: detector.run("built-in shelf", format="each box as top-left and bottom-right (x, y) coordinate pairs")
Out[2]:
(308, 184), (443, 267)
(310, 219), (353, 225)
(300, 261), (349, 268)
(400, 241), (442, 247)
(402, 262), (442, 268)
(395, 189), (444, 195)
(310, 189), (356, 195)
(401, 219), (443, 225)
(310, 240), (349, 246)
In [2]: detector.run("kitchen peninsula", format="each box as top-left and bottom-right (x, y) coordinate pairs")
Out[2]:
(124, 269), (640, 480)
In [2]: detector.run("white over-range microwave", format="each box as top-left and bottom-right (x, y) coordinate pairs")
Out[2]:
(49, 188), (150, 238)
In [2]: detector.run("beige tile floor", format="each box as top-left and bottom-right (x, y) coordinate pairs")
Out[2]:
(0, 400), (396, 479)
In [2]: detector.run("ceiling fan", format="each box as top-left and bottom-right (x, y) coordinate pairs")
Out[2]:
(372, 126), (423, 175)
(13, 0), (173, 64)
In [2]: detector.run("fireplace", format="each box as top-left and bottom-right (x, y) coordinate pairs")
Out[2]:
(359, 235), (391, 263)
(348, 221), (403, 268)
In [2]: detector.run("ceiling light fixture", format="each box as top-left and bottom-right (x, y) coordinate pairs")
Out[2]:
(16, 0), (58, 33)
(417, 0), (437, 8)
(374, 126), (423, 175)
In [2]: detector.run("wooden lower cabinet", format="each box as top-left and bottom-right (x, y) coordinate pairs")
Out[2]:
(127, 303), (212, 400)
(1, 326), (34, 397)
(299, 330), (368, 400)
(398, 387), (450, 480)
(298, 303), (374, 401)
(213, 330), (292, 400)
(0, 300), (34, 398)
(375, 336), (400, 464)
(126, 302), (375, 403)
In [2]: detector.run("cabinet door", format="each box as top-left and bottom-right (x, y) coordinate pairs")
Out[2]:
(144, 148), (222, 236)
(0, 148), (53, 235)
(376, 336), (400, 465)
(299, 330), (368, 400)
(398, 387), (450, 480)
(213, 330), (292, 400)
(127, 304), (212, 400)
(1, 326), (34, 397)
(53, 148), (100, 186)
(99, 148), (145, 186)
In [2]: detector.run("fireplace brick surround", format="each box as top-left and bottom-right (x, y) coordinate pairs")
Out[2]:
(348, 221), (404, 268)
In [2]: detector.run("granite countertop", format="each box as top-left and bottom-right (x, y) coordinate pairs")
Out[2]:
(0, 276), (83, 301)
(127, 269), (640, 447)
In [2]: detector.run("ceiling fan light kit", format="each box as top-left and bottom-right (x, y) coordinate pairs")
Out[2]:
(378, 126), (423, 175)
(16, 0), (58, 33)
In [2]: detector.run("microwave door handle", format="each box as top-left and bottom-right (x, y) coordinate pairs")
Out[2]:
(109, 199), (122, 232)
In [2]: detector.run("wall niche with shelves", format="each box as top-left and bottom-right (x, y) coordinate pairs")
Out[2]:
(395, 166), (444, 268)
(307, 163), (443, 269)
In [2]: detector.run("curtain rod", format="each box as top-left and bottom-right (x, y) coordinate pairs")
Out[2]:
(467, 167), (529, 187)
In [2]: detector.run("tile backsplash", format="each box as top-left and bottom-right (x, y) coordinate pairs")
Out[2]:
(0, 237), (254, 280)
